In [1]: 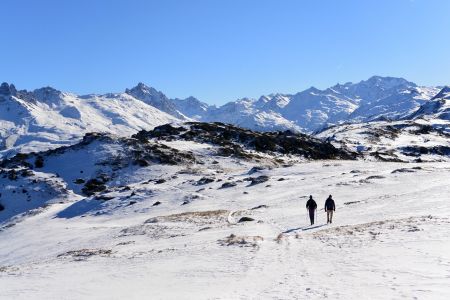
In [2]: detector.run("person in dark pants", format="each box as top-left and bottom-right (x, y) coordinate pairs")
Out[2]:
(324, 195), (336, 224)
(306, 195), (317, 225)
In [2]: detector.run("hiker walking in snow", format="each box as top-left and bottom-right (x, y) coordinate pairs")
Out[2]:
(324, 195), (336, 224)
(306, 195), (317, 225)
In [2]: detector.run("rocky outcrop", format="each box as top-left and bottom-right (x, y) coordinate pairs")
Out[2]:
(135, 122), (357, 160)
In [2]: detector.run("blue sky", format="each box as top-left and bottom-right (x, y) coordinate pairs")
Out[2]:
(1, 0), (449, 104)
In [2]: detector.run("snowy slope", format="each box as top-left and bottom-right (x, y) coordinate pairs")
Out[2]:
(202, 98), (302, 132)
(280, 87), (358, 132)
(408, 86), (450, 122)
(0, 122), (351, 225)
(0, 168), (78, 224)
(172, 96), (209, 119)
(347, 86), (439, 122)
(0, 83), (178, 157)
(0, 145), (449, 299)
(316, 120), (450, 162)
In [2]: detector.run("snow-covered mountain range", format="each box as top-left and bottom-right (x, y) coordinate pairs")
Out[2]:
(173, 76), (441, 133)
(0, 76), (448, 157)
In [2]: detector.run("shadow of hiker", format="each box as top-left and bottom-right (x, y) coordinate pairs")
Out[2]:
(283, 227), (304, 234)
(302, 224), (327, 231)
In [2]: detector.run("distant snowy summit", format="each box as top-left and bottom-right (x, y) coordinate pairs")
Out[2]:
(0, 77), (448, 156)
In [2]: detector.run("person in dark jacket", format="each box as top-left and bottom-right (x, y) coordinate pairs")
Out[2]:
(306, 195), (317, 225)
(324, 195), (336, 224)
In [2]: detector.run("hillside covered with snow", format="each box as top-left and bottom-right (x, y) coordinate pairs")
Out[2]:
(315, 85), (450, 162)
(0, 121), (449, 299)
(0, 83), (178, 157)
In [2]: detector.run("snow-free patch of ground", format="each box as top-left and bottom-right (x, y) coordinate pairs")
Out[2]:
(1, 160), (449, 299)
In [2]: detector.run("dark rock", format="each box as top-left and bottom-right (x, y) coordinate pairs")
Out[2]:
(238, 217), (255, 223)
(94, 195), (114, 201)
(199, 227), (212, 231)
(73, 178), (85, 184)
(391, 168), (415, 174)
(155, 179), (166, 184)
(0, 203), (4, 211)
(128, 201), (137, 206)
(181, 200), (190, 205)
(152, 201), (161, 206)
(82, 178), (107, 196)
(366, 175), (385, 180)
(196, 177), (215, 185)
(21, 169), (34, 177)
(248, 175), (270, 186)
(251, 205), (268, 210)
(34, 156), (44, 168)
(401, 145), (450, 157)
(7, 170), (18, 180)
(135, 159), (150, 167)
(248, 166), (265, 175)
(137, 124), (186, 140)
(220, 182), (237, 189)
(277, 178), (286, 181)
(133, 122), (356, 160)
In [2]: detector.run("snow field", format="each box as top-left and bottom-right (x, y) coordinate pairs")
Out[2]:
(1, 160), (449, 299)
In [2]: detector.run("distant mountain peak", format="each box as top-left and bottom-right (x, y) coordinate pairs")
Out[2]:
(30, 86), (64, 103)
(125, 82), (159, 95)
(33, 86), (62, 95)
(432, 86), (450, 100)
(305, 86), (321, 93)
(0, 82), (17, 96)
(362, 76), (416, 89)
(125, 83), (186, 119)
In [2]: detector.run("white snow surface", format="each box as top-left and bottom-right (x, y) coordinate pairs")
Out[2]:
(316, 118), (450, 162)
(1, 147), (449, 299)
